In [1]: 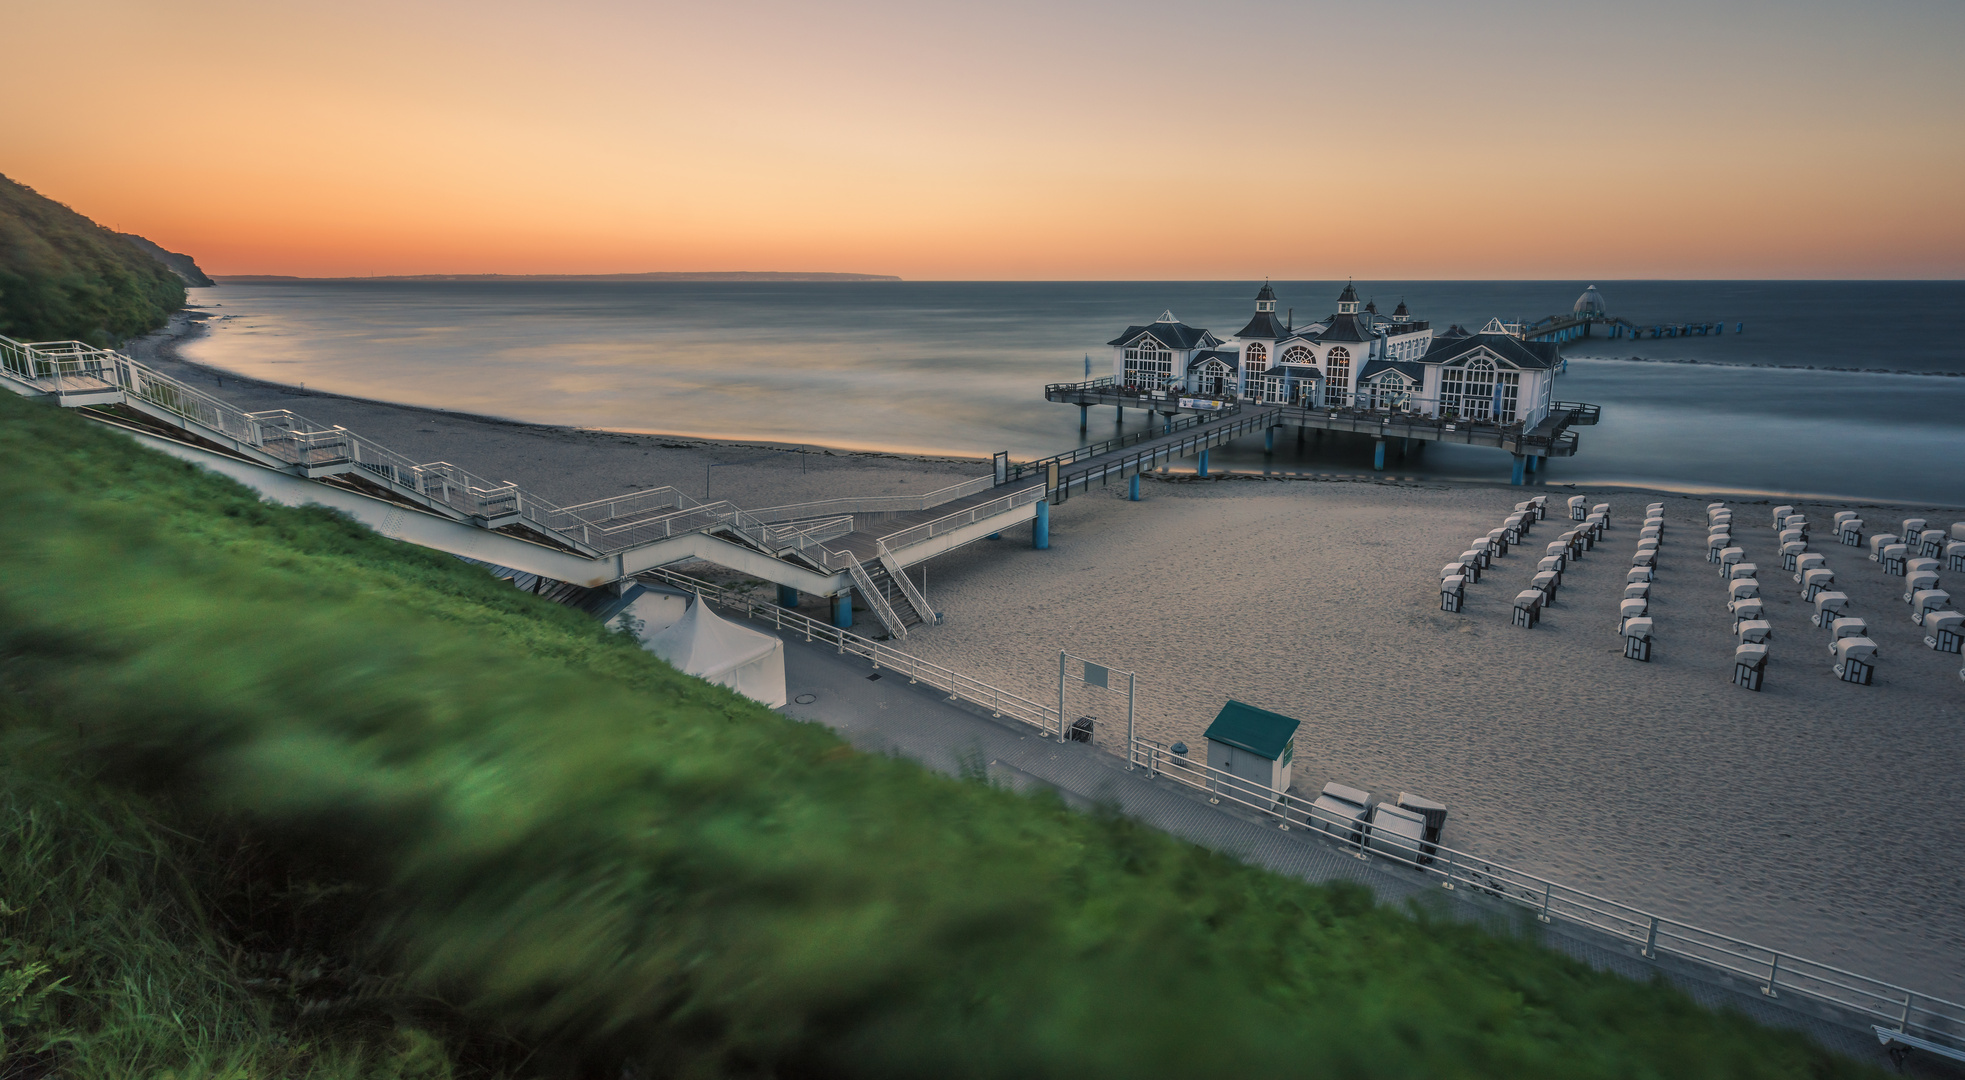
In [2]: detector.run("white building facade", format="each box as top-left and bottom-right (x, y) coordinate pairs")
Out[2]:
(1106, 284), (1565, 429)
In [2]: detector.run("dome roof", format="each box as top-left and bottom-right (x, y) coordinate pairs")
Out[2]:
(1337, 281), (1359, 304)
(1572, 285), (1607, 315)
(1255, 282), (1277, 302)
(1393, 299), (1409, 317)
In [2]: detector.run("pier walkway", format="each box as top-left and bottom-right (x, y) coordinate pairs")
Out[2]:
(1045, 378), (1599, 483)
(1, 336), (1269, 641)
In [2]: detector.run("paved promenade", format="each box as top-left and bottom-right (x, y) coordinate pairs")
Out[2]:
(771, 628), (1960, 1077)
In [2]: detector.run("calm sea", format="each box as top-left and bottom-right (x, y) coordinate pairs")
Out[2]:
(181, 280), (1965, 507)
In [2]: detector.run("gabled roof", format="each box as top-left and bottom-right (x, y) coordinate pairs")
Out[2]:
(1233, 310), (1291, 339)
(1107, 319), (1221, 350)
(1313, 312), (1375, 343)
(1187, 348), (1239, 372)
(1358, 358), (1427, 383)
(1419, 333), (1562, 370)
(1204, 700), (1300, 760)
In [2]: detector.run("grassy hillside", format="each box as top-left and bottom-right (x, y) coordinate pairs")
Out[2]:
(0, 175), (188, 344)
(0, 390), (1883, 1079)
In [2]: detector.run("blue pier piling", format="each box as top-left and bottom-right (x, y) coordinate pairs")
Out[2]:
(1164, 414), (1174, 435)
(1511, 454), (1527, 486)
(1116, 406), (1123, 425)
(833, 591), (853, 629)
(1033, 500), (1050, 549)
(1737, 322), (1744, 334)
(1373, 439), (1386, 470)
(1079, 404), (1088, 432)
(1128, 474), (1140, 501)
(1264, 427), (1275, 453)
(1197, 449), (1209, 477)
(1525, 454), (1538, 474)
(777, 585), (799, 608)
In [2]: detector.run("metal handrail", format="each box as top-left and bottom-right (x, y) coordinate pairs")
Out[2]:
(875, 486), (1047, 552)
(1129, 737), (1965, 1053)
(877, 539), (934, 624)
(840, 552), (908, 639)
(747, 474), (999, 523)
(1007, 406), (1237, 483)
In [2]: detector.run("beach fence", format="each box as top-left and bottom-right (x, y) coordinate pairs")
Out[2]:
(649, 564), (1965, 1063)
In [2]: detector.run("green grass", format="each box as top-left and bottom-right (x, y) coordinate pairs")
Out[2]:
(0, 390), (1884, 1079)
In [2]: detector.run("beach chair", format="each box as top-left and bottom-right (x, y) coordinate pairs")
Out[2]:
(1440, 575), (1465, 613)
(1906, 557), (1939, 578)
(1624, 582), (1650, 600)
(1636, 539), (1659, 558)
(1833, 510), (1858, 526)
(1621, 617), (1653, 661)
(1727, 578), (1760, 611)
(1729, 562), (1758, 581)
(1870, 533), (1900, 562)
(1733, 643), (1768, 691)
(1487, 528), (1510, 557)
(1901, 518), (1927, 544)
(1782, 515), (1808, 533)
(1949, 540), (1965, 574)
(1923, 611), (1963, 654)
(1646, 502), (1664, 517)
(1880, 544), (1908, 575)
(1707, 534), (1730, 563)
(1904, 571), (1939, 600)
(1568, 495), (1588, 521)
(1365, 803), (1428, 865)
(1513, 590), (1543, 628)
(1811, 591), (1851, 628)
(1777, 527), (1804, 548)
(1729, 597), (1764, 621)
(1719, 547), (1745, 576)
(1395, 793), (1448, 862)
(1641, 525), (1663, 545)
(1627, 567), (1653, 584)
(1545, 541), (1569, 570)
(1310, 783), (1371, 845)
(1793, 552), (1826, 580)
(1564, 530), (1587, 557)
(1632, 550), (1656, 569)
(1591, 503), (1611, 526)
(1781, 540), (1808, 571)
(1619, 597), (1648, 630)
(1911, 589), (1950, 625)
(1838, 519), (1863, 547)
(1734, 618), (1772, 644)
(1829, 616), (1868, 643)
(1920, 533), (1946, 559)
(1832, 637), (1877, 684)
(1773, 505), (1796, 529)
(1801, 567), (1835, 601)
(1466, 542), (1491, 570)
(1533, 569), (1561, 603)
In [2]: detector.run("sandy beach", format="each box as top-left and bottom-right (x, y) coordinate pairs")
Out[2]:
(127, 310), (1965, 1003)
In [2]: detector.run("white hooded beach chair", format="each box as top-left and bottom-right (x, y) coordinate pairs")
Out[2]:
(1458, 551), (1484, 583)
(1912, 589), (1950, 624)
(1811, 591), (1851, 627)
(1838, 519), (1864, 547)
(1728, 578), (1761, 609)
(1880, 544), (1908, 575)
(1719, 546), (1745, 575)
(1624, 582), (1651, 600)
(1592, 503), (1611, 524)
(1920, 533), (1946, 559)
(1487, 528), (1511, 557)
(1627, 567), (1653, 584)
(1532, 570), (1561, 603)
(1440, 574), (1466, 612)
(1781, 540), (1808, 571)
(1513, 590), (1543, 627)
(1366, 803), (1429, 864)
(1923, 610), (1963, 654)
(1778, 527), (1804, 548)
(1736, 619), (1772, 645)
(1793, 552), (1826, 579)
(1568, 495), (1589, 520)
(1632, 550), (1656, 569)
(1729, 597), (1764, 621)
(1774, 506), (1797, 528)
(1870, 533), (1900, 561)
(1310, 783), (1371, 845)
(1619, 597), (1648, 629)
(1901, 518), (1927, 544)
(1621, 616), (1653, 661)
(1949, 540), (1965, 573)
(1545, 541), (1570, 569)
(1904, 571), (1940, 599)
(1801, 567), (1835, 601)
(1733, 642), (1769, 690)
(1832, 637), (1878, 684)
(1730, 562), (1758, 581)
(1782, 515), (1807, 533)
(1641, 525), (1663, 544)
(1829, 616), (1868, 642)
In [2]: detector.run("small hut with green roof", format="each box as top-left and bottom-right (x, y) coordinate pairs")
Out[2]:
(1203, 700), (1299, 805)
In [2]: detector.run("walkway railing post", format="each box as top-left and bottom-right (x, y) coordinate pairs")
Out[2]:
(1642, 917), (1660, 958)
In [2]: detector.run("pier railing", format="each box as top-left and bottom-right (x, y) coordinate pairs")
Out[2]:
(1126, 737), (1965, 1057)
(746, 474), (999, 524)
(1008, 405), (1242, 484)
(875, 485), (1048, 552)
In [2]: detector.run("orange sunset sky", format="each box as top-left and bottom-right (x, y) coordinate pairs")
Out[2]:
(5, 0), (1961, 279)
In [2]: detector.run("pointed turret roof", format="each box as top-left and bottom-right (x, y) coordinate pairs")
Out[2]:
(1337, 281), (1359, 304)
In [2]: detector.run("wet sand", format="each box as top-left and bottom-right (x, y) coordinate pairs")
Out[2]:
(125, 311), (1965, 1003)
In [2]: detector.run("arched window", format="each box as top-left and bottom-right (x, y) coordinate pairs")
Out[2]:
(1324, 346), (1351, 407)
(1122, 337), (1173, 387)
(1198, 359), (1230, 397)
(1244, 342), (1268, 373)
(1370, 372), (1411, 411)
(1280, 345), (1312, 367)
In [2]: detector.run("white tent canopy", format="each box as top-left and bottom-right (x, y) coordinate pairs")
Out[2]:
(640, 597), (787, 708)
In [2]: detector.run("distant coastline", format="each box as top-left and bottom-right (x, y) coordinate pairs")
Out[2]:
(214, 271), (902, 283)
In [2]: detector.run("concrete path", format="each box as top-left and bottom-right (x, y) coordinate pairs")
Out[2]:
(769, 624), (1961, 1077)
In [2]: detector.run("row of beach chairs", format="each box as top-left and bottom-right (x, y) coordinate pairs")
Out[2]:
(1439, 494), (1560, 614)
(1616, 501), (1665, 659)
(1866, 516), (1963, 664)
(1307, 783), (1450, 869)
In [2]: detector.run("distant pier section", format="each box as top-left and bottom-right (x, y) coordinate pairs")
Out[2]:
(1515, 285), (1743, 343)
